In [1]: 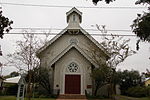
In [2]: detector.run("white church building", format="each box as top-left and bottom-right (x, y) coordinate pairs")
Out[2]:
(36, 7), (110, 95)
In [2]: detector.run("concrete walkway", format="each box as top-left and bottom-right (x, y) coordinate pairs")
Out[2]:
(56, 94), (87, 100)
(56, 98), (87, 100)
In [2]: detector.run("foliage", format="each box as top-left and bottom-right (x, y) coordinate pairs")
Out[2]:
(126, 86), (150, 97)
(131, 12), (150, 42)
(99, 26), (135, 96)
(0, 96), (56, 100)
(92, 0), (150, 6)
(96, 25), (136, 68)
(142, 69), (150, 78)
(10, 71), (19, 77)
(7, 34), (40, 71)
(24, 67), (52, 97)
(0, 11), (13, 39)
(88, 25), (136, 96)
(6, 32), (50, 72)
(146, 86), (150, 96)
(135, 0), (150, 5)
(7, 33), (40, 99)
(115, 70), (143, 95)
(90, 0), (150, 48)
(91, 64), (113, 96)
(92, 0), (115, 4)
(6, 32), (50, 100)
(100, 35), (136, 68)
(3, 83), (18, 96)
(36, 67), (52, 96)
(131, 0), (150, 50)
(25, 68), (39, 83)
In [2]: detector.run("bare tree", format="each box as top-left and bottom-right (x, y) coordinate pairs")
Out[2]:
(6, 30), (50, 100)
(89, 25), (136, 96)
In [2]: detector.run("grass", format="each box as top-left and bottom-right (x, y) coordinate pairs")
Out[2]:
(87, 95), (150, 100)
(140, 97), (150, 100)
(114, 95), (150, 100)
(0, 96), (56, 100)
(1, 95), (150, 100)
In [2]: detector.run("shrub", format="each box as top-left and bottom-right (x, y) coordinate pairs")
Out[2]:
(3, 83), (18, 96)
(146, 86), (150, 96)
(126, 86), (147, 97)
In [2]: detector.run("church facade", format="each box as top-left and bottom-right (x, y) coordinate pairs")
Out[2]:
(36, 7), (109, 95)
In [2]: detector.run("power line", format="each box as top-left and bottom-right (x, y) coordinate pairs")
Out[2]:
(4, 32), (136, 37)
(1, 2), (148, 9)
(8, 27), (135, 36)
(12, 27), (132, 32)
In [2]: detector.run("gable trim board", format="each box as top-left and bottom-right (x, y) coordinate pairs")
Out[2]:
(36, 26), (110, 59)
(79, 27), (110, 59)
(48, 43), (99, 68)
(66, 7), (82, 17)
(36, 27), (68, 56)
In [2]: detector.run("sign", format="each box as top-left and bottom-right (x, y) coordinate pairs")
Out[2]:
(17, 74), (26, 100)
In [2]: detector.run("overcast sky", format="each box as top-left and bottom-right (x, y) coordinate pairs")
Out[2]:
(0, 0), (150, 75)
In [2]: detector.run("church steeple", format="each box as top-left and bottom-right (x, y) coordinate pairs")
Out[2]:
(66, 7), (82, 29)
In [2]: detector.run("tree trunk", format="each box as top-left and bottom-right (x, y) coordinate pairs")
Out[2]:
(110, 69), (116, 99)
(27, 71), (32, 100)
(94, 84), (99, 96)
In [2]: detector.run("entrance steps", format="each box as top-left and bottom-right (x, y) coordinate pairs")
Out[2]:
(57, 94), (87, 99)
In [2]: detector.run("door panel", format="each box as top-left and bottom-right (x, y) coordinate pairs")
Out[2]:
(65, 75), (81, 94)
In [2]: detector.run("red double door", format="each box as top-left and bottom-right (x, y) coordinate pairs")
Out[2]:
(65, 75), (81, 94)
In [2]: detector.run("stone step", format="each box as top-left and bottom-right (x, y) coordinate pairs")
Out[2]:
(58, 94), (86, 99)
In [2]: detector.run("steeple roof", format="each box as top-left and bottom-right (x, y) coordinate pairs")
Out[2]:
(66, 7), (82, 23)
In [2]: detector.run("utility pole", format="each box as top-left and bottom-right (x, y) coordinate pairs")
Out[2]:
(0, 45), (2, 56)
(0, 45), (2, 76)
(0, 62), (2, 76)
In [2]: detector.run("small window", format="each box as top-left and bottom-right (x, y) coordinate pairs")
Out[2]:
(73, 14), (76, 21)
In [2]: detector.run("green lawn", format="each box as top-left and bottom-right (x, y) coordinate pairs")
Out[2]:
(114, 95), (150, 100)
(1, 96), (150, 100)
(87, 95), (150, 100)
(0, 96), (56, 100)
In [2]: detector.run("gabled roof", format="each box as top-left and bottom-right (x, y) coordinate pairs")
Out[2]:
(36, 27), (68, 56)
(48, 43), (99, 67)
(79, 27), (110, 59)
(36, 26), (110, 59)
(66, 7), (82, 16)
(4, 76), (21, 84)
(36, 7), (110, 58)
